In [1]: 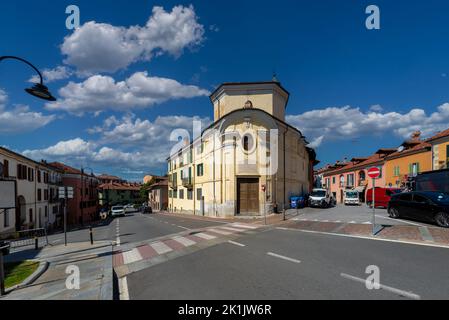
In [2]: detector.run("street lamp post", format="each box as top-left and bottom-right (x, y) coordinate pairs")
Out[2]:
(0, 56), (56, 101)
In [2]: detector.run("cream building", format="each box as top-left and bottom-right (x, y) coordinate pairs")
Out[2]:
(0, 147), (63, 235)
(167, 81), (317, 217)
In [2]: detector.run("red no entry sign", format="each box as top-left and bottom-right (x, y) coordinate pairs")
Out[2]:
(367, 167), (381, 179)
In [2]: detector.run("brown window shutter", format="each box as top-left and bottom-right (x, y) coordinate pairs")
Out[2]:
(17, 164), (22, 180)
(3, 160), (9, 177)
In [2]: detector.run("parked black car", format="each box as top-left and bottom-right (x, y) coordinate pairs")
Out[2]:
(388, 191), (449, 228)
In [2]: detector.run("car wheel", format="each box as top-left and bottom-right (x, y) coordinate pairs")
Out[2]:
(388, 207), (400, 219)
(435, 212), (449, 228)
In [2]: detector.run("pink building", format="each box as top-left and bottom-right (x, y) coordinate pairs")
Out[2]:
(49, 162), (100, 226)
(322, 149), (396, 204)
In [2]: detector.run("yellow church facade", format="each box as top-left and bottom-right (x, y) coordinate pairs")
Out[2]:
(167, 81), (317, 217)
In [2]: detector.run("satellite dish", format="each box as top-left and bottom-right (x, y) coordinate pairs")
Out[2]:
(397, 146), (405, 152)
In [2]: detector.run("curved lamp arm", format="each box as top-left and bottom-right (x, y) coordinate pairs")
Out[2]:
(0, 55), (43, 84)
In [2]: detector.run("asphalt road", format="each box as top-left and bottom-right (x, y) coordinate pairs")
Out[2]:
(46, 212), (226, 246)
(292, 205), (436, 227)
(127, 226), (449, 300)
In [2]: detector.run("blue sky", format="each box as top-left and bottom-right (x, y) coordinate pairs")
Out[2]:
(1, 0), (449, 180)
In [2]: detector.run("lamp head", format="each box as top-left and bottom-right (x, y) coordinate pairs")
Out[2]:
(25, 83), (56, 101)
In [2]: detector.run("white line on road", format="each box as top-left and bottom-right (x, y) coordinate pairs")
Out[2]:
(231, 224), (258, 230)
(119, 277), (130, 300)
(219, 226), (245, 232)
(267, 252), (301, 264)
(177, 225), (190, 230)
(208, 228), (232, 235)
(340, 273), (421, 300)
(123, 248), (143, 264)
(275, 227), (449, 249)
(228, 240), (246, 247)
(173, 236), (196, 247)
(375, 215), (427, 227)
(151, 241), (173, 255)
(194, 233), (217, 240)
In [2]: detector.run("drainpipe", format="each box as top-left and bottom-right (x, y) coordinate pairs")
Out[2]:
(283, 126), (288, 210)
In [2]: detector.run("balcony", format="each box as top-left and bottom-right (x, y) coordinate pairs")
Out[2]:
(182, 177), (193, 189)
(169, 179), (178, 190)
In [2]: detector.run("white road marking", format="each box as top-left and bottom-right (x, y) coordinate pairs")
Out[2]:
(177, 225), (190, 230)
(267, 252), (301, 264)
(228, 241), (246, 247)
(208, 228), (232, 235)
(340, 273), (421, 300)
(376, 215), (427, 227)
(173, 236), (196, 247)
(363, 222), (371, 225)
(116, 220), (121, 247)
(349, 221), (357, 224)
(275, 227), (449, 249)
(219, 226), (245, 232)
(335, 221), (342, 223)
(194, 233), (217, 240)
(151, 241), (173, 255)
(119, 277), (130, 300)
(122, 248), (143, 264)
(52, 239), (62, 244)
(231, 224), (258, 230)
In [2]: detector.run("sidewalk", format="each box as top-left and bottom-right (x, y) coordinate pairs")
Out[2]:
(159, 210), (294, 225)
(1, 241), (114, 300)
(280, 219), (449, 247)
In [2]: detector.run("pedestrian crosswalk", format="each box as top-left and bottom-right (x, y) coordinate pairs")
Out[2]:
(292, 217), (372, 225)
(113, 222), (260, 268)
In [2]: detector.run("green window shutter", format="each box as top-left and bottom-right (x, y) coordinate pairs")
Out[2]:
(408, 164), (412, 175)
(417, 162), (420, 173)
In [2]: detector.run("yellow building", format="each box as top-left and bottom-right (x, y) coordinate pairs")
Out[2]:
(167, 81), (317, 217)
(427, 128), (449, 171)
(384, 133), (432, 187)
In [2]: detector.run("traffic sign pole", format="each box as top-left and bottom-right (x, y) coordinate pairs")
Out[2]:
(367, 167), (381, 236)
(372, 178), (376, 235)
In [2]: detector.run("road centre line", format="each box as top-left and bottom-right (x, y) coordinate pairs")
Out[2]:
(228, 240), (246, 247)
(340, 273), (421, 300)
(267, 252), (301, 264)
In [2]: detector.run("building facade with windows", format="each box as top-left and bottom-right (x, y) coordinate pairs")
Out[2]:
(427, 128), (449, 171)
(384, 133), (432, 188)
(167, 81), (317, 217)
(0, 147), (62, 234)
(49, 162), (100, 225)
(322, 149), (396, 204)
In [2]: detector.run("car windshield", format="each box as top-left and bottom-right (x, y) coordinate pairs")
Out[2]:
(346, 192), (358, 198)
(311, 191), (326, 197)
(112, 206), (124, 210)
(426, 192), (449, 204)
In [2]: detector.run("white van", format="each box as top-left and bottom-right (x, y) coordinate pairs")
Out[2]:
(344, 190), (360, 206)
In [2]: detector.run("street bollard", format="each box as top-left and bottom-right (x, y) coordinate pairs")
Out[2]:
(34, 237), (38, 250)
(0, 251), (5, 296)
(89, 227), (93, 245)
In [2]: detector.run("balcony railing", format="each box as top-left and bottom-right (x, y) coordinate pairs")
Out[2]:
(170, 179), (178, 189)
(182, 177), (193, 189)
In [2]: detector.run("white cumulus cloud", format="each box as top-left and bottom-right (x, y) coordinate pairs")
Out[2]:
(28, 66), (72, 83)
(0, 89), (56, 134)
(287, 103), (449, 148)
(61, 5), (205, 74)
(45, 71), (210, 115)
